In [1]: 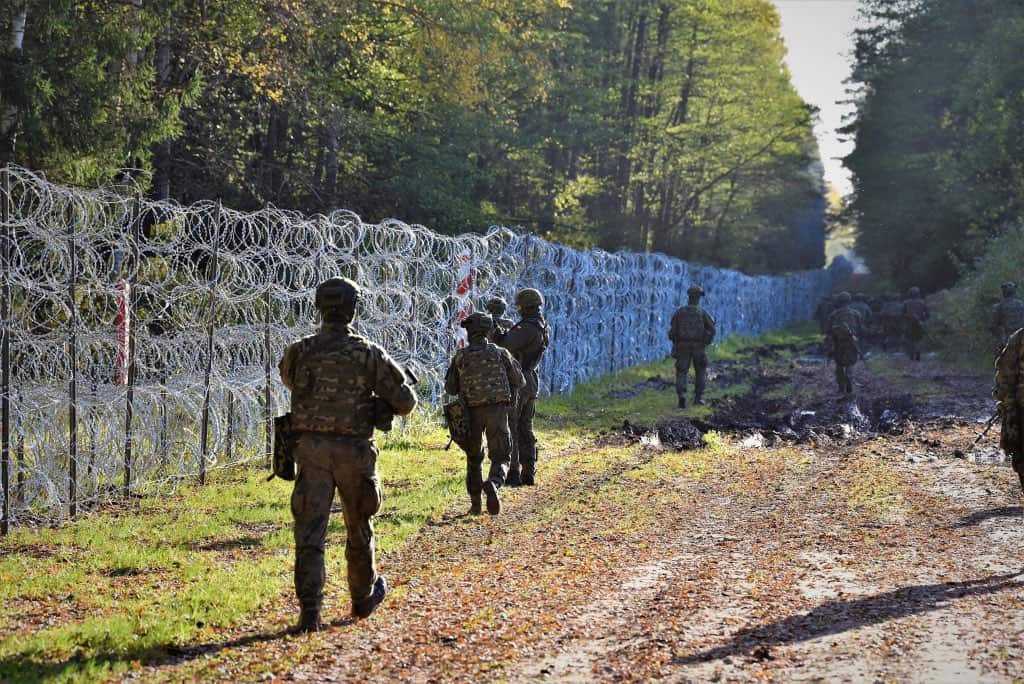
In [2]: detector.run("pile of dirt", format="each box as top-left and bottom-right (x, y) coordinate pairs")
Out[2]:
(621, 418), (707, 450)
(606, 375), (675, 399)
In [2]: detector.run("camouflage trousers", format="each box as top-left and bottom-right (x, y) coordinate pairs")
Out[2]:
(291, 432), (382, 612)
(510, 392), (538, 480)
(834, 362), (854, 394)
(462, 404), (512, 495)
(674, 343), (708, 400)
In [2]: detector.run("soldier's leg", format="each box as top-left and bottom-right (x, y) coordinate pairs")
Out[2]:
(291, 458), (335, 620)
(675, 352), (692, 406)
(333, 440), (383, 609)
(483, 405), (512, 486)
(834, 360), (845, 393)
(465, 408), (486, 513)
(507, 399), (523, 486)
(1014, 454), (1024, 494)
(692, 348), (708, 404)
(517, 394), (538, 484)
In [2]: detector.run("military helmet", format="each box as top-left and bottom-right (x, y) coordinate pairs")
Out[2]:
(460, 312), (494, 335)
(485, 297), (507, 316)
(1002, 282), (1017, 297)
(854, 292), (867, 301)
(315, 277), (361, 314)
(514, 288), (544, 309)
(835, 291), (852, 306)
(687, 284), (705, 297)
(908, 286), (921, 298)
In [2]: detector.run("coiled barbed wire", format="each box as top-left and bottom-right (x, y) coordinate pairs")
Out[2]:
(0, 166), (832, 524)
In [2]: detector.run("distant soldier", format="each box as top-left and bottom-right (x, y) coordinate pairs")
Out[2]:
(902, 286), (929, 361)
(499, 288), (549, 486)
(445, 312), (525, 515)
(814, 295), (834, 335)
(485, 296), (516, 344)
(668, 284), (716, 408)
(826, 291), (862, 395)
(279, 277), (417, 631)
(851, 293), (874, 346)
(993, 328), (1024, 494)
(991, 282), (1024, 352)
(880, 294), (904, 351)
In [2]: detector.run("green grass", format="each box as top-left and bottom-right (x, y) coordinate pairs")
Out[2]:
(0, 321), (821, 682)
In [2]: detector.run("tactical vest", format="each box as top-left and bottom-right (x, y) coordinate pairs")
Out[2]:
(289, 332), (377, 437)
(881, 301), (903, 320)
(829, 307), (860, 337)
(456, 343), (512, 407)
(674, 306), (706, 343)
(999, 299), (1024, 335)
(904, 299), (928, 322)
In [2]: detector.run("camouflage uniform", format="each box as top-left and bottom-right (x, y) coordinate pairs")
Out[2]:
(668, 285), (716, 408)
(499, 289), (549, 486)
(991, 283), (1024, 353)
(902, 287), (929, 361)
(826, 292), (862, 395)
(993, 328), (1024, 493)
(445, 313), (525, 514)
(280, 278), (417, 629)
(485, 297), (516, 345)
(851, 294), (874, 345)
(880, 296), (904, 351)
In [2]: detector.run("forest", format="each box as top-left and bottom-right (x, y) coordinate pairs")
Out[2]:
(0, 0), (825, 273)
(844, 0), (1024, 291)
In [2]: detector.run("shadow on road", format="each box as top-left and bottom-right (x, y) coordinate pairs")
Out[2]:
(672, 570), (1024, 666)
(953, 506), (1024, 528)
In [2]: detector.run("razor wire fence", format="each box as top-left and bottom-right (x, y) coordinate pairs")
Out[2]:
(0, 165), (833, 529)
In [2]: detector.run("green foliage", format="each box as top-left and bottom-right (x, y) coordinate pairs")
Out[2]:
(844, 0), (1024, 291)
(0, 0), (824, 273)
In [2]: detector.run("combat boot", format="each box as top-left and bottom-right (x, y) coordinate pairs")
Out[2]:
(677, 396), (686, 409)
(520, 470), (535, 486)
(295, 607), (322, 634)
(352, 576), (388, 618)
(693, 394), (705, 406)
(506, 470), (522, 487)
(483, 480), (501, 515)
(469, 492), (482, 515)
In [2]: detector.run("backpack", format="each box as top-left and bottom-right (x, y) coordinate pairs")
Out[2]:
(675, 307), (705, 343)
(443, 397), (471, 451)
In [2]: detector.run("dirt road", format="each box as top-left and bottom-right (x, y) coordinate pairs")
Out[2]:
(133, 341), (1024, 683)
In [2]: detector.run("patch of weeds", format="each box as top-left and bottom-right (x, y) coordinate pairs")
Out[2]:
(836, 455), (910, 519)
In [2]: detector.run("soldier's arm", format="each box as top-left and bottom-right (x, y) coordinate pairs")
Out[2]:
(444, 357), (461, 396)
(703, 310), (717, 341)
(278, 342), (300, 391)
(668, 310), (678, 342)
(992, 304), (1002, 333)
(371, 346), (417, 416)
(503, 350), (526, 390)
(500, 324), (529, 357)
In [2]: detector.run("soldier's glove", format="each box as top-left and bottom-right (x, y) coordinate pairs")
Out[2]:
(374, 397), (396, 432)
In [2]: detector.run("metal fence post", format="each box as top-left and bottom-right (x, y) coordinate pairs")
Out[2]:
(1, 169), (10, 535)
(263, 207), (273, 469)
(122, 194), (140, 498)
(198, 202), (221, 486)
(68, 206), (79, 519)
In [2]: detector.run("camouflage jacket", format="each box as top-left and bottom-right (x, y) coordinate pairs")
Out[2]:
(488, 316), (516, 345)
(279, 322), (417, 437)
(500, 315), (549, 397)
(995, 329), (1024, 458)
(668, 305), (716, 351)
(992, 297), (1024, 342)
(444, 340), (525, 407)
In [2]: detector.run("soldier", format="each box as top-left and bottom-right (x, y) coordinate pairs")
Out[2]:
(902, 286), (929, 361)
(279, 277), (417, 631)
(814, 295), (834, 335)
(445, 312), (525, 515)
(851, 293), (874, 346)
(826, 291), (862, 395)
(991, 282), (1024, 353)
(668, 284), (716, 409)
(485, 296), (516, 344)
(499, 288), (549, 486)
(880, 294), (904, 351)
(993, 328), (1024, 494)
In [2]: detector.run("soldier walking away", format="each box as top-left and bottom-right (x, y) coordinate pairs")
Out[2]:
(993, 328), (1024, 494)
(445, 313), (525, 515)
(826, 291), (862, 396)
(499, 288), (549, 487)
(669, 284), (716, 409)
(279, 277), (417, 631)
(991, 282), (1024, 353)
(880, 294), (904, 351)
(902, 286), (929, 361)
(485, 296), (516, 344)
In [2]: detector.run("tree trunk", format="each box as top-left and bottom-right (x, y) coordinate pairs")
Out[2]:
(0, 4), (28, 152)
